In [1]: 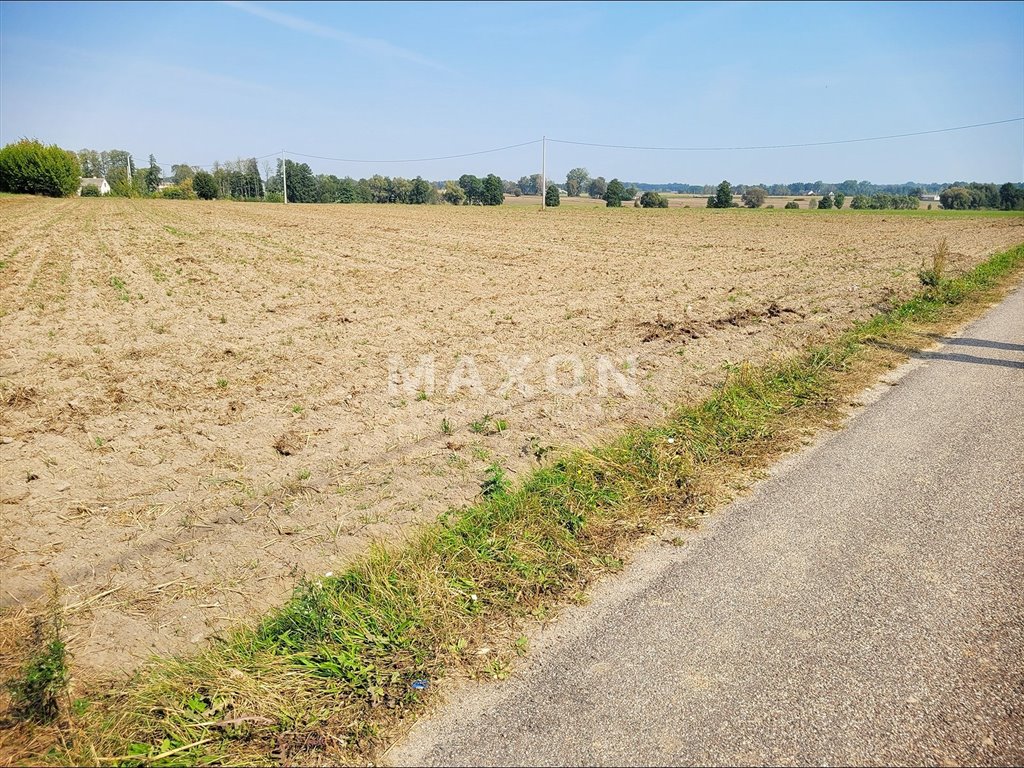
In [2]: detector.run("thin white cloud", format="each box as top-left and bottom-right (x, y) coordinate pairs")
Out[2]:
(223, 0), (448, 71)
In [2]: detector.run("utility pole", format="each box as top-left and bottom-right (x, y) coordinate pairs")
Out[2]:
(282, 150), (287, 204)
(540, 135), (546, 209)
(127, 154), (132, 184)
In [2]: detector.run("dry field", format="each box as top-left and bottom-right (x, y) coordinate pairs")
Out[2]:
(1, 197), (1020, 679)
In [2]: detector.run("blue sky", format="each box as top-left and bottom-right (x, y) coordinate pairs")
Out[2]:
(1, 1), (1021, 184)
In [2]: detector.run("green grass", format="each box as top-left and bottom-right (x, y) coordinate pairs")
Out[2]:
(109, 275), (131, 302)
(18, 243), (1024, 765)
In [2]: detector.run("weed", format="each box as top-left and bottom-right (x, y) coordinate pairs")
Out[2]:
(216, 378), (229, 389)
(480, 462), (509, 498)
(918, 237), (949, 287)
(441, 417), (453, 435)
(109, 276), (130, 302)
(6, 598), (69, 724)
(469, 415), (508, 436)
(415, 391), (429, 402)
(297, 469), (311, 481)
(291, 404), (304, 414)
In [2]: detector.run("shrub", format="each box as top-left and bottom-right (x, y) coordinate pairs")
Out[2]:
(160, 186), (186, 199)
(639, 191), (669, 208)
(545, 184), (560, 207)
(784, 201), (799, 209)
(80, 184), (101, 197)
(818, 193), (833, 210)
(834, 192), (845, 209)
(0, 139), (81, 197)
(265, 191), (285, 203)
(808, 199), (818, 209)
(741, 186), (766, 208)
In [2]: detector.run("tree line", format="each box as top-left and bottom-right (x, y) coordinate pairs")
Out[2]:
(2, 139), (1021, 211)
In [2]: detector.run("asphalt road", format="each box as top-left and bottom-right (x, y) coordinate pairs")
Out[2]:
(390, 286), (1024, 767)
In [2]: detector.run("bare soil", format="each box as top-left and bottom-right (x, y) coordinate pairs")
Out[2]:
(1, 197), (1020, 678)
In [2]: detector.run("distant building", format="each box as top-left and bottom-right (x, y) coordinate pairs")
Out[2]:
(78, 177), (111, 195)
(919, 194), (941, 202)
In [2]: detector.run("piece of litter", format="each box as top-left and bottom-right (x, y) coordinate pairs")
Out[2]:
(470, 593), (478, 602)
(324, 571), (333, 577)
(411, 679), (429, 691)
(667, 437), (675, 444)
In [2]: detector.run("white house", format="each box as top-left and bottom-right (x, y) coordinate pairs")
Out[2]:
(78, 177), (111, 195)
(919, 194), (941, 202)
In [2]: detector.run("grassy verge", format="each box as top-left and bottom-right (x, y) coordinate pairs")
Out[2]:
(5, 244), (1023, 766)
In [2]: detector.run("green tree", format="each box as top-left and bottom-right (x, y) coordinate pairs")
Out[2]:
(442, 180), (466, 205)
(565, 167), (589, 196)
(409, 176), (435, 204)
(999, 182), (1024, 211)
(784, 201), (799, 209)
(639, 191), (669, 208)
(482, 174), (504, 205)
(144, 155), (162, 194)
(713, 180), (733, 208)
(545, 183), (560, 207)
(587, 176), (607, 199)
(0, 139), (81, 197)
(818, 193), (833, 209)
(834, 192), (846, 209)
(77, 149), (102, 178)
(741, 186), (766, 208)
(517, 174), (541, 196)
(459, 174), (483, 204)
(192, 170), (218, 200)
(603, 178), (627, 207)
(171, 164), (195, 184)
(939, 187), (971, 210)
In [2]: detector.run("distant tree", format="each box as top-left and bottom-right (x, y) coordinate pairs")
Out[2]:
(144, 154), (162, 194)
(706, 180), (733, 208)
(482, 174), (505, 205)
(77, 149), (103, 178)
(442, 180), (466, 205)
(517, 174), (541, 196)
(784, 201), (799, 209)
(639, 191), (669, 208)
(459, 174), (483, 204)
(171, 164), (195, 184)
(999, 182), (1024, 211)
(80, 184), (101, 197)
(0, 139), (81, 197)
(623, 185), (638, 201)
(833, 192), (846, 209)
(818, 193), (833, 210)
(192, 170), (218, 200)
(588, 176), (607, 199)
(603, 178), (627, 207)
(939, 187), (971, 210)
(808, 198), (818, 209)
(741, 186), (767, 208)
(281, 160), (317, 202)
(566, 167), (590, 196)
(409, 176), (435, 204)
(545, 183), (560, 207)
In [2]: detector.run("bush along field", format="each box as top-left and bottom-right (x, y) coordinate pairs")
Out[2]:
(2, 241), (1021, 765)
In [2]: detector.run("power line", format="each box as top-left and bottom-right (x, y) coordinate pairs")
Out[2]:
(548, 118), (1024, 153)
(284, 139), (542, 164)
(135, 117), (1022, 175)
